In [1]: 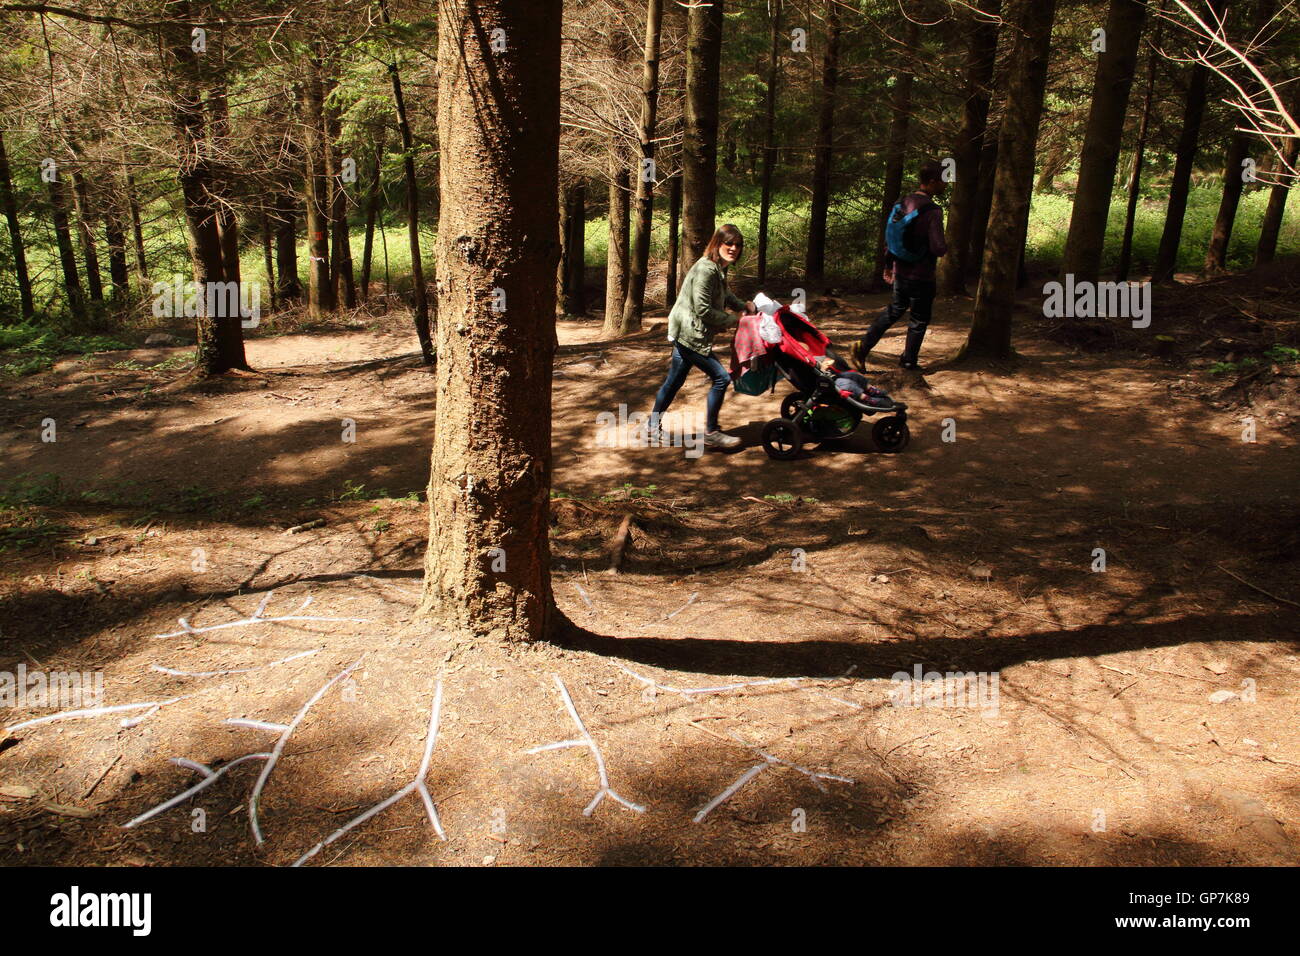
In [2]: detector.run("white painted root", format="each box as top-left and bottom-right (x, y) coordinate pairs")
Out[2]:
(225, 719), (291, 732)
(527, 674), (645, 816)
(661, 592), (698, 621)
(123, 753), (272, 829)
(293, 682), (447, 867)
(151, 648), (321, 678)
(248, 659), (364, 846)
(693, 734), (854, 824)
(151, 592), (369, 640)
(3, 696), (187, 734)
(615, 662), (801, 697)
(693, 763), (767, 823)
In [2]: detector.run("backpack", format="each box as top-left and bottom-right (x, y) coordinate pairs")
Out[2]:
(884, 196), (932, 263)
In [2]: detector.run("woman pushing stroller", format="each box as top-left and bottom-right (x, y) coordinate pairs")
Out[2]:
(651, 224), (755, 451)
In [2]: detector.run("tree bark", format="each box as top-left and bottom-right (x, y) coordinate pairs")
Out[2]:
(361, 135), (384, 302)
(172, 15), (246, 375)
(682, 0), (724, 262)
(379, 0), (433, 363)
(967, 121), (1000, 279)
(562, 182), (587, 316)
(1060, 0), (1148, 284)
(602, 157), (631, 337)
(1153, 0), (1230, 282)
(756, 0), (782, 284)
(126, 172), (147, 280)
(964, 0), (1058, 361)
(1117, 2), (1164, 282)
(938, 0), (1000, 296)
(1255, 137), (1299, 265)
(805, 0), (840, 286)
(620, 0), (664, 333)
(666, 172), (682, 308)
(422, 0), (562, 644)
(0, 129), (35, 319)
(302, 56), (335, 318)
(104, 201), (130, 299)
(1204, 0), (1275, 274)
(326, 89), (357, 308)
(208, 85), (241, 288)
(47, 173), (85, 323)
(1203, 133), (1251, 273)
(70, 168), (104, 303)
(260, 209), (276, 308)
(872, 18), (920, 284)
(274, 188), (302, 303)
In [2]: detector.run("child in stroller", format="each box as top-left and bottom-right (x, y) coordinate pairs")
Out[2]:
(751, 297), (911, 459)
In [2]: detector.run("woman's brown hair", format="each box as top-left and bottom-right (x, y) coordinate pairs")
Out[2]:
(703, 224), (744, 268)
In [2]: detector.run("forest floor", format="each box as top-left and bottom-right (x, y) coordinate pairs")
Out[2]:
(1, 263), (1298, 866)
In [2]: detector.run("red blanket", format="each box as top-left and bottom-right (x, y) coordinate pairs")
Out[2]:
(729, 313), (771, 380)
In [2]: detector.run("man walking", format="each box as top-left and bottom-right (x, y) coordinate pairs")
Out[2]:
(852, 160), (948, 372)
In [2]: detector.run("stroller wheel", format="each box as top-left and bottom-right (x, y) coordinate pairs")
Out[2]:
(761, 418), (804, 460)
(872, 416), (910, 453)
(780, 392), (807, 422)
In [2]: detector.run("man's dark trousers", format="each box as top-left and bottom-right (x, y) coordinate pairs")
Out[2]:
(859, 277), (936, 367)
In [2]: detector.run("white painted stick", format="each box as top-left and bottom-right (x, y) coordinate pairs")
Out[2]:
(694, 763), (767, 823)
(249, 659), (363, 845)
(293, 682), (448, 866)
(225, 719), (291, 733)
(615, 662), (801, 697)
(151, 648), (321, 678)
(4, 697), (185, 733)
(151, 614), (370, 640)
(124, 753), (272, 829)
(529, 675), (645, 816)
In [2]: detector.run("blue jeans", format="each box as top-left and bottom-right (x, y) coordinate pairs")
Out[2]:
(652, 342), (729, 433)
(860, 277), (936, 365)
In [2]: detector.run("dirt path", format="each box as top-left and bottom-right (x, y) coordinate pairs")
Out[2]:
(1, 292), (1297, 866)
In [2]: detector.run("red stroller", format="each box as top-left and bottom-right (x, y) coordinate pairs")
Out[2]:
(758, 306), (910, 460)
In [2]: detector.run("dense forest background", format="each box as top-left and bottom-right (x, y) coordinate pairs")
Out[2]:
(0, 0), (1296, 372)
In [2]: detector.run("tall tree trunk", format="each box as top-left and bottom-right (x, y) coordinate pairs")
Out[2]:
(963, 0), (1058, 360)
(682, 0), (724, 262)
(1205, 0), (1275, 274)
(274, 189), (302, 303)
(757, 0), (782, 284)
(172, 15), (246, 375)
(1153, 0), (1230, 282)
(1117, 2), (1165, 281)
(379, 0), (433, 363)
(968, 122), (1000, 277)
(208, 85), (241, 288)
(0, 129), (34, 319)
(326, 92), (357, 308)
(938, 0), (1000, 296)
(1203, 135), (1252, 273)
(260, 210), (276, 308)
(303, 58), (335, 318)
(70, 168), (104, 303)
(361, 135), (384, 302)
(564, 183), (587, 316)
(104, 202), (130, 299)
(127, 172), (147, 280)
(602, 159), (631, 337)
(872, 18), (920, 284)
(805, 0), (840, 285)
(620, 0), (664, 333)
(666, 172), (682, 308)
(1255, 137), (1299, 265)
(422, 0), (562, 644)
(47, 173), (85, 322)
(1060, 0), (1148, 284)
